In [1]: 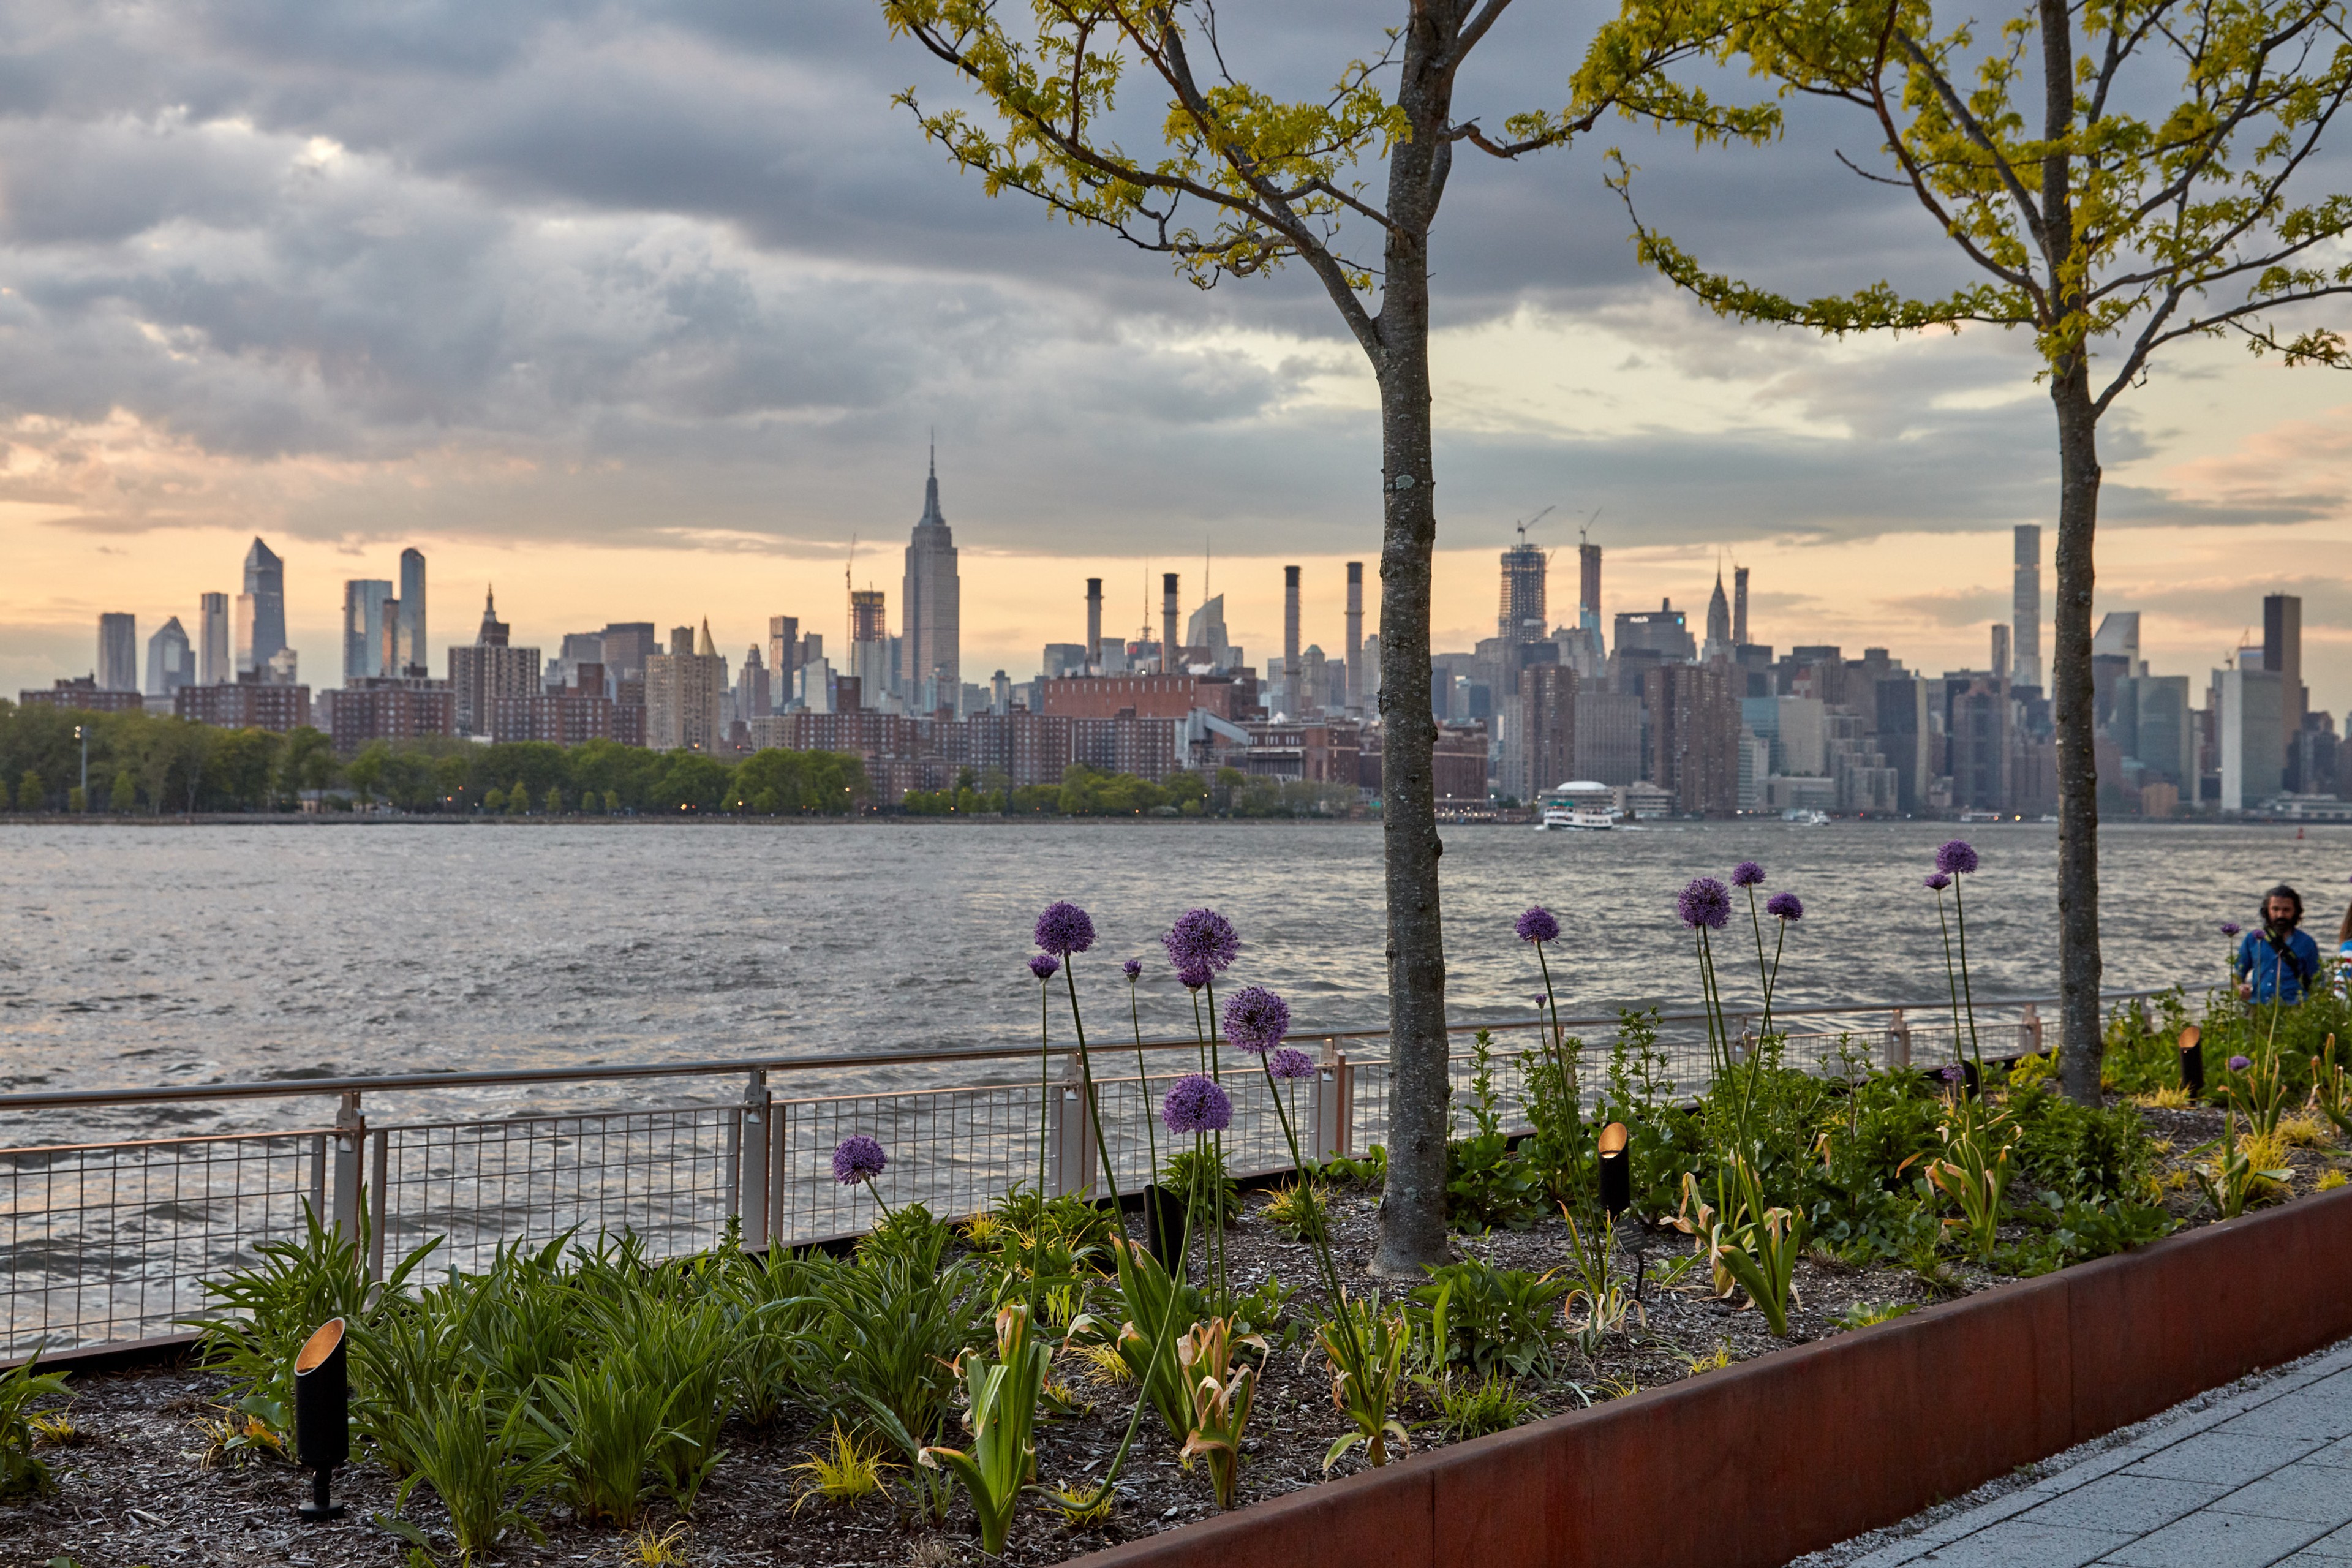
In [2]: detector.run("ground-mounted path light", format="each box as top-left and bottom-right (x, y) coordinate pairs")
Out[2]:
(292, 1317), (348, 1521)
(2180, 1023), (2206, 1098)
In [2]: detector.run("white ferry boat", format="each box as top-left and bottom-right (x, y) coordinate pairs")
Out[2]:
(1535, 780), (1621, 831)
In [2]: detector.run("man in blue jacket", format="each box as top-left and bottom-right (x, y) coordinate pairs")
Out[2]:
(2236, 884), (2320, 1003)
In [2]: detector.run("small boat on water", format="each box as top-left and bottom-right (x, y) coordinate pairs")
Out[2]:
(1782, 808), (1830, 826)
(1536, 805), (1618, 831)
(1534, 780), (1621, 831)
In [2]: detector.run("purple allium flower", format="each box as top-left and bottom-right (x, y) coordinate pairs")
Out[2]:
(1924, 872), (1953, 892)
(1163, 908), (1240, 975)
(1028, 953), (1060, 981)
(1677, 877), (1732, 930)
(1223, 986), (1291, 1055)
(1035, 901), (1096, 957)
(1731, 861), (1766, 888)
(1123, 957), (1143, 981)
(1177, 960), (1211, 991)
(2228, 1054), (2252, 1072)
(831, 1136), (888, 1184)
(1515, 906), (1561, 944)
(1935, 840), (1980, 876)
(1161, 1073), (1233, 1134)
(1765, 891), (1803, 921)
(1939, 1065), (1964, 1084)
(2220, 922), (2243, 937)
(1268, 1047), (1316, 1080)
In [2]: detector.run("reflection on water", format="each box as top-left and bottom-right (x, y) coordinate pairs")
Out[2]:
(0, 818), (2341, 1105)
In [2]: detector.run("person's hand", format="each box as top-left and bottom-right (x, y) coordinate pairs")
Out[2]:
(2237, 982), (2253, 999)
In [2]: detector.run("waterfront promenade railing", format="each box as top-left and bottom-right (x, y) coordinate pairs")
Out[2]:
(0, 993), (2162, 1359)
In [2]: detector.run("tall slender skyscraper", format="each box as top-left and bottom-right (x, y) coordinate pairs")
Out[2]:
(343, 579), (394, 683)
(198, 592), (230, 685)
(1732, 566), (1750, 646)
(1499, 538), (1545, 643)
(239, 537), (287, 675)
(902, 451), (960, 706)
(1578, 540), (1602, 624)
(398, 548), (428, 676)
(97, 613), (138, 691)
(2264, 592), (2306, 741)
(1703, 569), (1732, 660)
(2012, 524), (2042, 688)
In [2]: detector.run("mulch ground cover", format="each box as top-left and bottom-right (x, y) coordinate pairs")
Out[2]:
(5, 1101), (2343, 1568)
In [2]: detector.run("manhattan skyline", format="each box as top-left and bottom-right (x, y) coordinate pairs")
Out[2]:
(0, 6), (2346, 706)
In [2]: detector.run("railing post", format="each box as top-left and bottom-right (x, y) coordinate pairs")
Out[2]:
(1887, 1008), (1911, 1071)
(331, 1091), (364, 1242)
(1317, 1038), (1353, 1159)
(738, 1068), (770, 1251)
(368, 1130), (388, 1283)
(1048, 1054), (1095, 1198)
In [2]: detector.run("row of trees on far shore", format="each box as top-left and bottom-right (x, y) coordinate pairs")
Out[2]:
(0, 702), (1363, 819)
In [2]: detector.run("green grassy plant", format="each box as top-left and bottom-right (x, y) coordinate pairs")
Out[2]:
(1408, 1259), (1569, 1379)
(1444, 1031), (1544, 1232)
(530, 1349), (683, 1528)
(1433, 1372), (1539, 1439)
(1316, 1291), (1411, 1472)
(0, 1358), (70, 1497)
(1260, 1180), (1327, 1242)
(789, 1420), (894, 1512)
(380, 1384), (548, 1566)
(919, 1303), (1053, 1553)
(1559, 1214), (1643, 1359)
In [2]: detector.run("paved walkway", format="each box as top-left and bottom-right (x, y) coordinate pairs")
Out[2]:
(1822, 1338), (2352, 1568)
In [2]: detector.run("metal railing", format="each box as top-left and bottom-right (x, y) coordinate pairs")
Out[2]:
(0, 992), (2153, 1358)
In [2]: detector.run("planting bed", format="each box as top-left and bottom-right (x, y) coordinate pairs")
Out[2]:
(4, 1100), (2345, 1568)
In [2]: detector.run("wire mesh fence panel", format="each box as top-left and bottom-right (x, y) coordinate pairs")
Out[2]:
(775, 1081), (1046, 1243)
(372, 1108), (739, 1279)
(0, 1129), (328, 1356)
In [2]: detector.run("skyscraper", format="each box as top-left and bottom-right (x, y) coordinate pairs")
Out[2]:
(1991, 624), (2011, 682)
(2264, 593), (2305, 740)
(850, 592), (889, 708)
(1186, 595), (1234, 671)
(198, 592), (230, 685)
(398, 548), (428, 676)
(343, 579), (395, 683)
(1578, 539), (1602, 626)
(146, 617), (194, 698)
(1500, 537), (1546, 644)
(902, 453), (960, 706)
(238, 537), (287, 676)
(2012, 524), (2042, 688)
(448, 589), (541, 737)
(97, 613), (138, 691)
(1703, 569), (1732, 661)
(1732, 566), (1749, 646)
(645, 620), (729, 748)
(767, 616), (800, 695)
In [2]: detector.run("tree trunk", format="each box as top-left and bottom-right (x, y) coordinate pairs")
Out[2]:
(2037, 0), (2103, 1106)
(2051, 370), (2105, 1104)
(1369, 7), (1458, 1277)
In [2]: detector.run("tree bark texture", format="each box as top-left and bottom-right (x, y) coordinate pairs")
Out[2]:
(2051, 374), (2105, 1104)
(1369, 4), (1462, 1277)
(2038, 0), (2105, 1106)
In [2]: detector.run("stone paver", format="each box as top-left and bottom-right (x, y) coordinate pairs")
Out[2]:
(1810, 1338), (2352, 1568)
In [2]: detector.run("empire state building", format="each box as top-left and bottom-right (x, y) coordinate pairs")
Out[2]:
(902, 451), (961, 710)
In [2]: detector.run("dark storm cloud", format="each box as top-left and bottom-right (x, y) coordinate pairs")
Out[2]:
(0, 0), (2332, 553)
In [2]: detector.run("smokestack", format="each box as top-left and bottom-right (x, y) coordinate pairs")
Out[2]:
(1086, 578), (1103, 669)
(1284, 565), (1301, 669)
(1162, 573), (1180, 671)
(1344, 562), (1363, 709)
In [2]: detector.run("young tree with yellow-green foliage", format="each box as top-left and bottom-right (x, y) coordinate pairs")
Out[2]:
(1596, 0), (2352, 1104)
(877, 0), (1767, 1272)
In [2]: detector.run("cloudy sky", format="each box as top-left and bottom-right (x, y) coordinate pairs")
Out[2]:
(4, 0), (2350, 710)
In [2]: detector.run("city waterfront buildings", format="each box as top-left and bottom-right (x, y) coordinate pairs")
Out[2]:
(236, 538), (288, 679)
(448, 590), (542, 739)
(96, 614), (137, 692)
(145, 618), (194, 701)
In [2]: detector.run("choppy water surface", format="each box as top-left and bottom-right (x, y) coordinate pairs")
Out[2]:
(2, 818), (2343, 1106)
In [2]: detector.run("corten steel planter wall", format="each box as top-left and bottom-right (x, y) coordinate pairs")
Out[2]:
(1074, 1183), (2352, 1568)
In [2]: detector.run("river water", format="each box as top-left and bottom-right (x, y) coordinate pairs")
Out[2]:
(2, 818), (2343, 1108)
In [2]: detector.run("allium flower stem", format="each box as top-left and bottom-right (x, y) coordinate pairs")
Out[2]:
(862, 1173), (895, 1219)
(1744, 884), (1773, 1031)
(1932, 883), (1965, 1071)
(1254, 1050), (1365, 1368)
(1951, 875), (1981, 1070)
(1035, 963), (1053, 1322)
(1062, 955), (1126, 1218)
(1532, 941), (1575, 1104)
(1128, 971), (1159, 1180)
